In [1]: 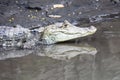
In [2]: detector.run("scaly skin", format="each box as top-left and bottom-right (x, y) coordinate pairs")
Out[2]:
(0, 25), (32, 47)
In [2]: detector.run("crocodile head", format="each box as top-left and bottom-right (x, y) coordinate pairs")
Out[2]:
(41, 20), (97, 44)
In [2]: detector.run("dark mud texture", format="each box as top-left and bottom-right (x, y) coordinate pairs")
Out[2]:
(0, 0), (120, 28)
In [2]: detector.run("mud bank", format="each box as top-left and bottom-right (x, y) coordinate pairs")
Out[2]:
(0, 0), (120, 28)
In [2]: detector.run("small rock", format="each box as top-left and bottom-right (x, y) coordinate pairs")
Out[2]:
(48, 15), (61, 18)
(28, 15), (31, 17)
(16, 1), (18, 3)
(53, 4), (64, 8)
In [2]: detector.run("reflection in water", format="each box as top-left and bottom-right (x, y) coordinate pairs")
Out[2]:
(0, 50), (96, 80)
(0, 43), (97, 80)
(0, 43), (97, 60)
(0, 48), (33, 60)
(36, 43), (97, 60)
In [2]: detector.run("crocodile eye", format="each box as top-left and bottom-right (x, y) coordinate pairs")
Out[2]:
(63, 24), (68, 28)
(13, 25), (17, 28)
(64, 24), (67, 27)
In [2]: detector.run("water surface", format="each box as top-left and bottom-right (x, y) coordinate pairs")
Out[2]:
(0, 19), (120, 80)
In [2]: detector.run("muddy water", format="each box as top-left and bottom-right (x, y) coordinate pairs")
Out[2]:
(0, 19), (120, 80)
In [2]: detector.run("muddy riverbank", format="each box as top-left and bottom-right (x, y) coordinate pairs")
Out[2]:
(0, 0), (120, 28)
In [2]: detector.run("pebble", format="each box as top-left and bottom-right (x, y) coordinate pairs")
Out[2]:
(53, 4), (64, 8)
(8, 18), (14, 22)
(48, 15), (61, 18)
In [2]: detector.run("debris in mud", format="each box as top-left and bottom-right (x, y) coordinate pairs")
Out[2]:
(110, 0), (120, 4)
(89, 12), (120, 23)
(53, 4), (64, 8)
(102, 12), (120, 19)
(8, 17), (15, 22)
(25, 6), (42, 11)
(48, 15), (62, 18)
(89, 14), (108, 22)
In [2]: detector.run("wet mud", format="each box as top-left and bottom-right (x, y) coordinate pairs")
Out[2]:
(0, 0), (120, 27)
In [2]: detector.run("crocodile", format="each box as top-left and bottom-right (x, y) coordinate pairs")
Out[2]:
(0, 20), (97, 48)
